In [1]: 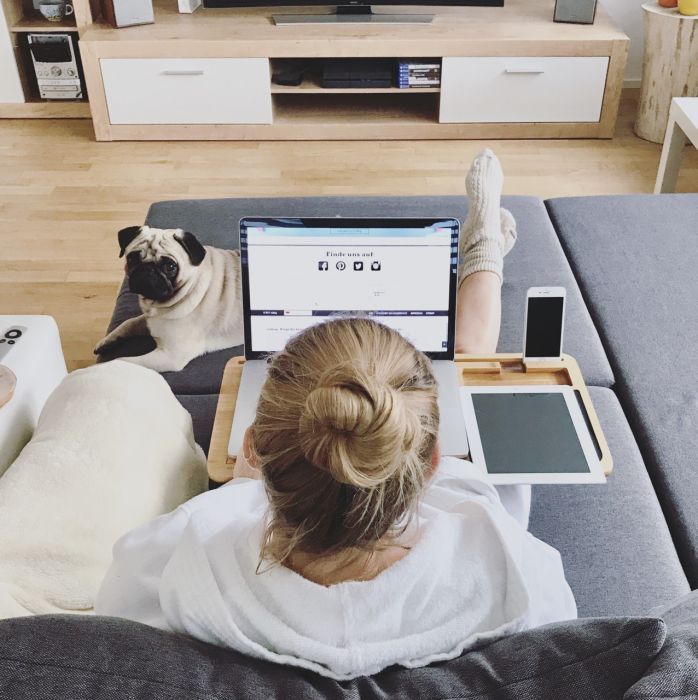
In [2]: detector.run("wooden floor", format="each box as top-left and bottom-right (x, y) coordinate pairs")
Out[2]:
(1, 88), (697, 372)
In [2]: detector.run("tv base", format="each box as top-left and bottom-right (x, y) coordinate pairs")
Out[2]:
(273, 6), (433, 24)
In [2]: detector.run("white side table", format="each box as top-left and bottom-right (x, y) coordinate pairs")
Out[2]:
(654, 97), (698, 194)
(0, 316), (67, 477)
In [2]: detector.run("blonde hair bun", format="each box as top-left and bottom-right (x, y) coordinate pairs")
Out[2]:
(255, 317), (439, 562)
(298, 364), (420, 489)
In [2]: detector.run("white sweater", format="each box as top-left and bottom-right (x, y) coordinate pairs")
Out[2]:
(96, 458), (576, 680)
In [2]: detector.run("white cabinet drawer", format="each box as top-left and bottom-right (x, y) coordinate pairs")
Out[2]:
(439, 56), (609, 124)
(101, 58), (272, 125)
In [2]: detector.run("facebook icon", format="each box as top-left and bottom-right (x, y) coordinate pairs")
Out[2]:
(318, 261), (328, 271)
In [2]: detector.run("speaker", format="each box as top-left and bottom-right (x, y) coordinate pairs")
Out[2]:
(553, 0), (597, 24)
(102, 0), (154, 27)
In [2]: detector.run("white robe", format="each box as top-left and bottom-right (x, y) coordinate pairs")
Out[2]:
(96, 457), (576, 680)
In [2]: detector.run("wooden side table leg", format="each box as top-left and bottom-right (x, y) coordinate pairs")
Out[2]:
(654, 116), (687, 194)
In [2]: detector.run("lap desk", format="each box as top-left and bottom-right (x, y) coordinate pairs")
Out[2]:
(208, 353), (613, 485)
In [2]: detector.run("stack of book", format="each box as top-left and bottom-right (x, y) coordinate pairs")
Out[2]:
(397, 60), (441, 89)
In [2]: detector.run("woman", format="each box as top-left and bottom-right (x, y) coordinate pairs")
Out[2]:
(96, 150), (576, 680)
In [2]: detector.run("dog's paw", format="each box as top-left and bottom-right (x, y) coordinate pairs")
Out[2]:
(93, 338), (117, 355)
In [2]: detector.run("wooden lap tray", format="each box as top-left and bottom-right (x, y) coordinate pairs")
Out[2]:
(208, 353), (613, 485)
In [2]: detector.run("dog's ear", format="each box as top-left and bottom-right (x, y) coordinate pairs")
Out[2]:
(118, 226), (142, 258)
(175, 231), (206, 266)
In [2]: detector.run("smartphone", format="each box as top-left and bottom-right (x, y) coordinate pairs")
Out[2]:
(523, 287), (566, 361)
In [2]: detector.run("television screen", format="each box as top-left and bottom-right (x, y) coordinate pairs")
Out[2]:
(204, 0), (502, 7)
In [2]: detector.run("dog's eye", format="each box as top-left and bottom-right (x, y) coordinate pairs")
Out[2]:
(162, 260), (178, 277)
(126, 252), (141, 266)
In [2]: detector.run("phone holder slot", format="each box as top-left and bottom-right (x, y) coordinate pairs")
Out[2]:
(460, 361), (502, 374)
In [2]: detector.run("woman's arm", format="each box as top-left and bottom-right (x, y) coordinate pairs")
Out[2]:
(95, 506), (191, 629)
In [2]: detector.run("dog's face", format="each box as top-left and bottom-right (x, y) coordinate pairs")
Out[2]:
(117, 226), (206, 303)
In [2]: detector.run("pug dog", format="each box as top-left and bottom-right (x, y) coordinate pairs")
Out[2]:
(94, 226), (243, 373)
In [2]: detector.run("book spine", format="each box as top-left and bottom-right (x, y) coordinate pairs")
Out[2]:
(398, 65), (440, 71)
(398, 70), (441, 77)
(398, 81), (441, 88)
(398, 68), (440, 73)
(399, 73), (440, 80)
(398, 61), (440, 67)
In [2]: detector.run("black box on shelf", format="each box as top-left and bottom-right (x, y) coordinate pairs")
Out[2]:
(321, 59), (394, 89)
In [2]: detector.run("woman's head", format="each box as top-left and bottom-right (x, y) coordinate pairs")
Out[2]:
(250, 317), (440, 565)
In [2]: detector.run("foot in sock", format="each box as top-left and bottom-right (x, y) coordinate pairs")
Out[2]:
(458, 149), (517, 285)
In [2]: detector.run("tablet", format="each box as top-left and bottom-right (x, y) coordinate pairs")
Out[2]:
(460, 386), (606, 485)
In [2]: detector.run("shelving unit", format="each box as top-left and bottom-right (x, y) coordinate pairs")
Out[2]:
(78, 0), (628, 141)
(11, 17), (77, 31)
(1, 0), (630, 139)
(0, 0), (87, 117)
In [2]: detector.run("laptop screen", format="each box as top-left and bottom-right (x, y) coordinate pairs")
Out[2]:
(239, 217), (460, 360)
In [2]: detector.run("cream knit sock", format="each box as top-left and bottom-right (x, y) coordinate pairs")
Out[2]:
(459, 149), (517, 285)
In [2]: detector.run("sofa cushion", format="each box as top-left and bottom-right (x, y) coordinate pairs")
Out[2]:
(625, 590), (698, 699)
(0, 614), (665, 700)
(105, 196), (614, 394)
(529, 387), (690, 618)
(545, 194), (698, 586)
(175, 394), (217, 455)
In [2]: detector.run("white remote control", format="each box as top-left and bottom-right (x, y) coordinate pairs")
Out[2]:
(0, 326), (27, 362)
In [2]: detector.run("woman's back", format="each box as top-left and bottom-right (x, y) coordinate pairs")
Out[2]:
(96, 456), (576, 680)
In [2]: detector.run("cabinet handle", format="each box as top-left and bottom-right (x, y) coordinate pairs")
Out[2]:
(161, 70), (205, 76)
(503, 68), (545, 75)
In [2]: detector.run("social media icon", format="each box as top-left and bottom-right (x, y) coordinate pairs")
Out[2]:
(318, 261), (328, 271)
(353, 261), (364, 271)
(371, 261), (381, 271)
(336, 261), (346, 271)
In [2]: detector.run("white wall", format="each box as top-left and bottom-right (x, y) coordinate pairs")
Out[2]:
(0, 2), (24, 102)
(600, 0), (645, 85)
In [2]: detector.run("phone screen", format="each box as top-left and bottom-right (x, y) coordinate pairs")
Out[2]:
(525, 296), (564, 358)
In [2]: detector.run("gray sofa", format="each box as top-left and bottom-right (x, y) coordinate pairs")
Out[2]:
(1, 193), (697, 699)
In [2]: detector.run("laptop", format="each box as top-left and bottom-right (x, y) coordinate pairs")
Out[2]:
(228, 216), (469, 459)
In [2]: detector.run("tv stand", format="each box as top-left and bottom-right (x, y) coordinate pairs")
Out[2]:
(273, 5), (433, 24)
(78, 0), (629, 142)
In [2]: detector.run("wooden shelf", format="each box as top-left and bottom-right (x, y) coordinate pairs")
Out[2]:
(81, 0), (627, 52)
(0, 0), (89, 120)
(70, 0), (629, 140)
(12, 17), (78, 32)
(273, 92), (438, 125)
(271, 76), (440, 94)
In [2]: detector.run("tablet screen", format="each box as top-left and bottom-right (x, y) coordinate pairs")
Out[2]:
(471, 392), (591, 474)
